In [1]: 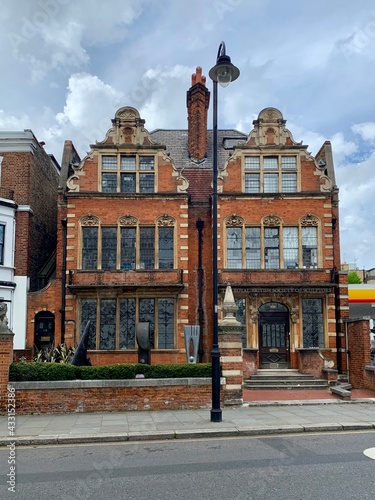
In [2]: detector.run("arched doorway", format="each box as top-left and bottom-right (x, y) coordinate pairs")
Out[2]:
(259, 302), (290, 369)
(34, 311), (55, 350)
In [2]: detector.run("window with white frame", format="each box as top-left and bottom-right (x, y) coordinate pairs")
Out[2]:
(244, 155), (297, 193)
(101, 154), (155, 193)
(80, 214), (175, 271)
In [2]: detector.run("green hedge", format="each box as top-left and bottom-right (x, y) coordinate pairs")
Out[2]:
(9, 362), (212, 382)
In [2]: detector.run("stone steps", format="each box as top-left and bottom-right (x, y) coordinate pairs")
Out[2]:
(244, 369), (329, 390)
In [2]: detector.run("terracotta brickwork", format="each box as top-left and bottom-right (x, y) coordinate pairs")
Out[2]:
(10, 380), (215, 414)
(25, 72), (347, 377)
(347, 318), (374, 390)
(1, 146), (59, 290)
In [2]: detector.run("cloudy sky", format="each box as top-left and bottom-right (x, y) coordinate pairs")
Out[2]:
(1, 0), (374, 269)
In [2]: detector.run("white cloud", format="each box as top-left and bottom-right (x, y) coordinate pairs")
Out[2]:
(0, 110), (30, 129)
(351, 122), (375, 143)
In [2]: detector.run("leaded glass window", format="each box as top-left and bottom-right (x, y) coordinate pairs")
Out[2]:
(119, 298), (135, 349)
(302, 298), (324, 348)
(120, 156), (136, 170)
(80, 297), (175, 350)
(281, 156), (297, 170)
(245, 227), (261, 268)
(235, 297), (246, 347)
(139, 298), (155, 348)
(120, 173), (136, 193)
(158, 298), (174, 348)
(101, 227), (117, 270)
(243, 155), (298, 193)
(100, 299), (116, 350)
(121, 227), (136, 270)
(302, 226), (318, 268)
(264, 173), (278, 192)
(102, 173), (117, 193)
(283, 227), (298, 269)
(264, 227), (279, 268)
(140, 227), (155, 269)
(101, 154), (155, 193)
(139, 157), (154, 170)
(102, 156), (117, 169)
(227, 227), (242, 269)
(263, 157), (278, 170)
(82, 227), (98, 270)
(158, 227), (173, 269)
(282, 173), (297, 192)
(245, 173), (260, 193)
(139, 173), (154, 193)
(80, 299), (97, 350)
(245, 156), (260, 170)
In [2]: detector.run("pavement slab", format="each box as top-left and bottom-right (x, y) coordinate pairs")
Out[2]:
(1, 398), (374, 447)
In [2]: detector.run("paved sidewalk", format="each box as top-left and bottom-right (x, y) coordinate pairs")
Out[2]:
(1, 398), (375, 447)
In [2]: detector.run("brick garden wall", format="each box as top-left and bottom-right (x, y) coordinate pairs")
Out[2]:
(9, 379), (222, 414)
(347, 318), (375, 390)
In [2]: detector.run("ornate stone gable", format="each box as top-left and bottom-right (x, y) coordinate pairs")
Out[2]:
(246, 107), (302, 147)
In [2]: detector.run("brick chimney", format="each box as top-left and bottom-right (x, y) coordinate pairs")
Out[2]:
(186, 67), (210, 163)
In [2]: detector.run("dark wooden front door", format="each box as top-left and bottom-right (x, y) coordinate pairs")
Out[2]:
(259, 303), (289, 368)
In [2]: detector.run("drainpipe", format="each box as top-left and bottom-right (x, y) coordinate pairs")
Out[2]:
(196, 218), (204, 362)
(60, 218), (67, 344)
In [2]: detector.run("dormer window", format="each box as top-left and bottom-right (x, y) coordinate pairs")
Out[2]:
(101, 154), (155, 193)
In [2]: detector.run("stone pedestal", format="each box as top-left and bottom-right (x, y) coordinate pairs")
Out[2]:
(218, 286), (243, 405)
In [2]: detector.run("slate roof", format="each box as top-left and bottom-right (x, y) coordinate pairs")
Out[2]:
(150, 129), (247, 171)
(150, 129), (246, 203)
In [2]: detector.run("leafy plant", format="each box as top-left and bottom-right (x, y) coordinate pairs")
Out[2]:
(33, 344), (75, 363)
(348, 271), (362, 284)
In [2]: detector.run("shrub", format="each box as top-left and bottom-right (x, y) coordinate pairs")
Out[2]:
(9, 362), (212, 382)
(9, 362), (77, 381)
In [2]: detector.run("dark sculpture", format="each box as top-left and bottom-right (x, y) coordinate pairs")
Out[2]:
(136, 322), (151, 364)
(71, 321), (92, 366)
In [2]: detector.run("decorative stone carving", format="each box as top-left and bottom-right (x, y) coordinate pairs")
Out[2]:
(220, 285), (242, 326)
(119, 214), (138, 226)
(157, 214), (175, 227)
(226, 214), (244, 227)
(80, 214), (99, 226)
(263, 214), (282, 227)
(66, 174), (80, 191)
(300, 214), (319, 226)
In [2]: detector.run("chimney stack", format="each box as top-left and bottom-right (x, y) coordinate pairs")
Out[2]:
(186, 67), (210, 163)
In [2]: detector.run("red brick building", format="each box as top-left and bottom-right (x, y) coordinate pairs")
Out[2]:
(27, 68), (348, 372)
(0, 130), (60, 354)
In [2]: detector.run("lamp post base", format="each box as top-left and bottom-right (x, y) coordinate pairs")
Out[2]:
(210, 408), (222, 423)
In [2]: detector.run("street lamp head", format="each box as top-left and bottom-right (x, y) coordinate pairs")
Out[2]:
(209, 42), (240, 87)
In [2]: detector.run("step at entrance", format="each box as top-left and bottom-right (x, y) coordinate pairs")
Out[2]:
(244, 369), (329, 390)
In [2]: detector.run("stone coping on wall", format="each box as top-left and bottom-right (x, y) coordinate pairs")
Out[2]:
(9, 377), (225, 390)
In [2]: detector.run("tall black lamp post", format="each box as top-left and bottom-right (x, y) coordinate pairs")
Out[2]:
(209, 42), (240, 423)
